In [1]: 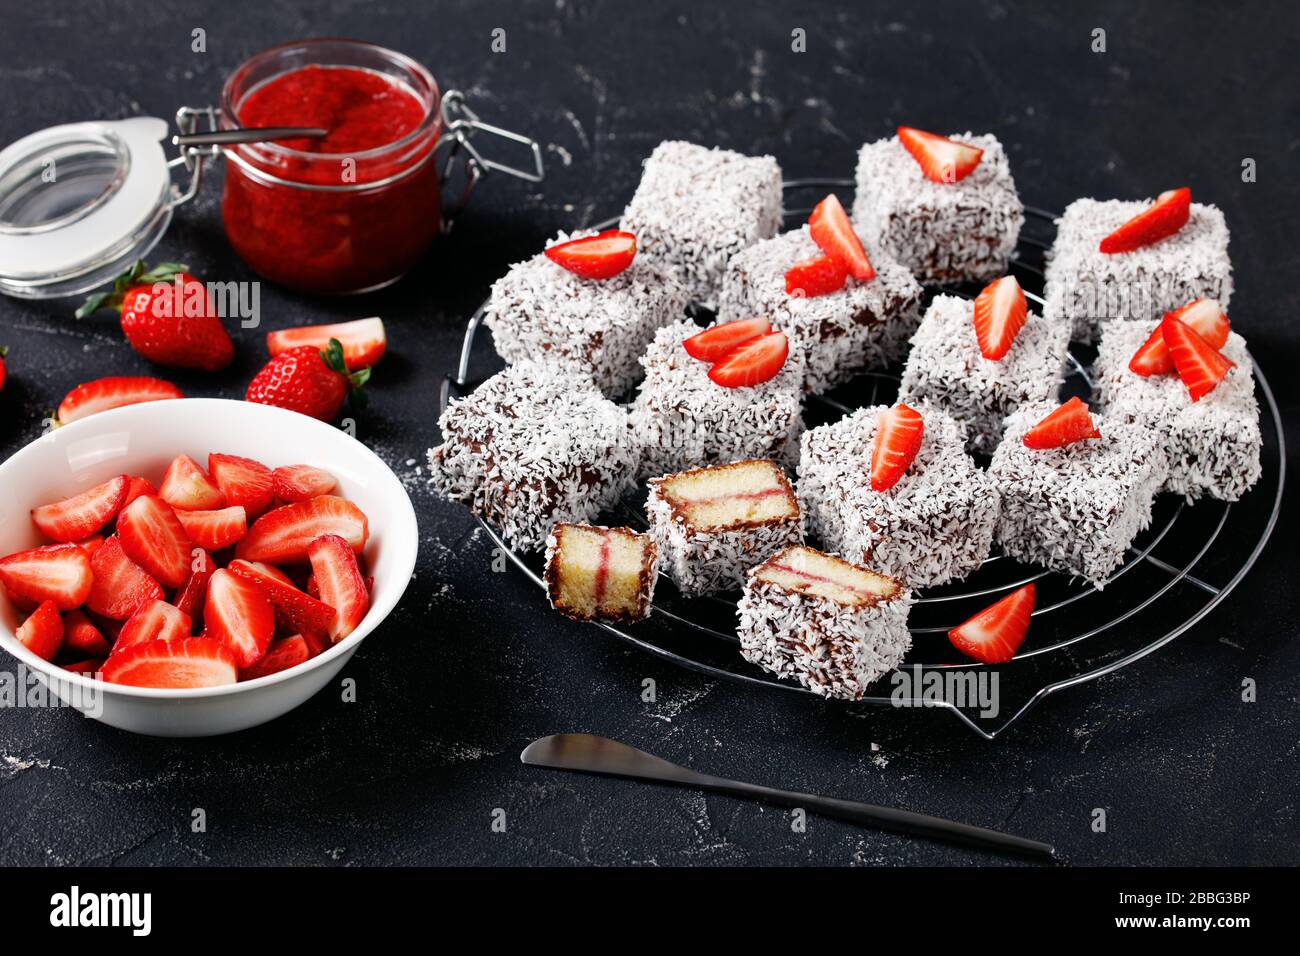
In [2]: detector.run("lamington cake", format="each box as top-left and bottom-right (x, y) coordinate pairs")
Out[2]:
(1093, 317), (1261, 501)
(428, 360), (637, 552)
(483, 230), (690, 398)
(797, 402), (998, 588)
(631, 319), (805, 478)
(898, 291), (1071, 454)
(852, 130), (1024, 285)
(716, 225), (924, 393)
(544, 524), (658, 623)
(646, 459), (803, 596)
(620, 141), (783, 305)
(1043, 196), (1233, 343)
(736, 545), (913, 700)
(989, 401), (1169, 588)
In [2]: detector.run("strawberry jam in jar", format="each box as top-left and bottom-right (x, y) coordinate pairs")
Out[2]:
(219, 40), (442, 294)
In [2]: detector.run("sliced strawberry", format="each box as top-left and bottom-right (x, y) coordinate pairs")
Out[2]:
(1130, 299), (1230, 376)
(174, 506), (247, 551)
(271, 465), (338, 503)
(301, 629), (331, 657)
(707, 332), (789, 388)
(897, 126), (984, 184)
(123, 476), (157, 507)
(239, 634), (313, 681)
(63, 609), (111, 659)
(174, 549), (216, 624)
(785, 254), (848, 298)
(56, 376), (183, 425)
(62, 659), (106, 675)
(102, 637), (237, 688)
(1099, 188), (1192, 254)
(75, 535), (105, 558)
(116, 495), (193, 589)
(0, 543), (93, 610)
(85, 535), (164, 620)
(204, 568), (275, 668)
(808, 194), (874, 280)
(308, 534), (370, 642)
(949, 583), (1035, 663)
(14, 600), (63, 661)
(544, 230), (637, 279)
(972, 275), (1028, 361)
(158, 454), (224, 511)
(267, 317), (386, 371)
(870, 403), (925, 492)
(682, 317), (771, 363)
(1162, 314), (1235, 401)
(208, 453), (274, 517)
(1022, 397), (1101, 449)
(228, 558), (336, 636)
(237, 496), (370, 563)
(113, 599), (192, 656)
(30, 475), (129, 542)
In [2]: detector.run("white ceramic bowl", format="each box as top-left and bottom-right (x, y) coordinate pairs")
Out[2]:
(0, 398), (418, 736)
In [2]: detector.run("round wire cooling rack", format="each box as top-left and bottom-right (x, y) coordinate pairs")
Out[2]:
(441, 178), (1286, 739)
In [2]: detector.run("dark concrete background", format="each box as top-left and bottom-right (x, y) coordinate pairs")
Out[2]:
(0, 0), (1296, 866)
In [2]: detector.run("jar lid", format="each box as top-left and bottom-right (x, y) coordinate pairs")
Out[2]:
(0, 117), (174, 299)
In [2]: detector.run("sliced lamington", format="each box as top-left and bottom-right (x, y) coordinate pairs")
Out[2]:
(852, 131), (1024, 285)
(736, 545), (913, 700)
(989, 403), (1168, 588)
(797, 402), (998, 588)
(483, 230), (690, 398)
(716, 225), (924, 394)
(544, 524), (658, 623)
(631, 319), (804, 478)
(646, 459), (803, 596)
(1043, 197), (1233, 344)
(898, 293), (1071, 455)
(620, 141), (783, 305)
(428, 360), (637, 552)
(1093, 319), (1261, 501)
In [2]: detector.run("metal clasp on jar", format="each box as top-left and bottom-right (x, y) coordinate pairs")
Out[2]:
(436, 90), (544, 233)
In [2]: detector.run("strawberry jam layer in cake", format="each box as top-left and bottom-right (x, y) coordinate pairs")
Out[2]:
(620, 141), (783, 306)
(898, 290), (1070, 455)
(631, 320), (804, 478)
(716, 225), (924, 394)
(1043, 194), (1232, 344)
(1093, 314), (1261, 502)
(797, 402), (998, 588)
(646, 459), (803, 596)
(736, 546), (912, 700)
(428, 359), (637, 552)
(544, 524), (658, 623)
(484, 230), (690, 399)
(852, 130), (1024, 285)
(989, 401), (1168, 588)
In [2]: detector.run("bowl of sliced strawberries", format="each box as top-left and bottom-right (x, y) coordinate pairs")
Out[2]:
(0, 397), (418, 736)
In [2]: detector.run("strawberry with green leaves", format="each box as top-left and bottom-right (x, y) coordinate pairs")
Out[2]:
(245, 338), (370, 422)
(77, 260), (234, 372)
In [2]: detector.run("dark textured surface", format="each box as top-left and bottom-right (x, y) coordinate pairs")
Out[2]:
(1, 0), (1297, 866)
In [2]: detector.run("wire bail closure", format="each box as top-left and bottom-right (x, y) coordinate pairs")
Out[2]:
(169, 105), (219, 209)
(437, 89), (545, 232)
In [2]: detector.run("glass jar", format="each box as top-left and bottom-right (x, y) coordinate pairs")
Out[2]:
(218, 39), (443, 295)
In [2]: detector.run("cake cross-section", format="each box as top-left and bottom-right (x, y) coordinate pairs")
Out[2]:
(1043, 196), (1233, 344)
(716, 225), (924, 394)
(630, 319), (805, 478)
(898, 292), (1071, 455)
(646, 459), (803, 596)
(989, 402), (1169, 588)
(428, 359), (638, 552)
(483, 229), (690, 398)
(620, 140), (783, 305)
(736, 545), (913, 700)
(797, 402), (998, 588)
(544, 524), (658, 623)
(852, 130), (1024, 285)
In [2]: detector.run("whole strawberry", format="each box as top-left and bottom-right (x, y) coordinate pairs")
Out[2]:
(245, 339), (369, 422)
(77, 260), (234, 372)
